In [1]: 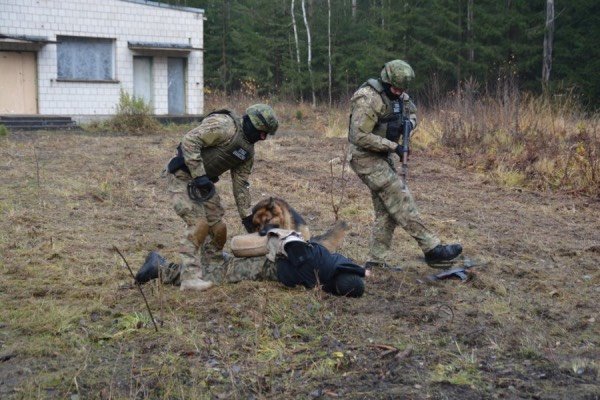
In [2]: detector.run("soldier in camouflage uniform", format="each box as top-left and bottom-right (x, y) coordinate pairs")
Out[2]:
(348, 60), (462, 268)
(135, 231), (368, 297)
(136, 250), (279, 288)
(166, 104), (279, 291)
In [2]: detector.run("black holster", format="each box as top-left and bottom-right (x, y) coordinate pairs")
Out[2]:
(167, 144), (190, 174)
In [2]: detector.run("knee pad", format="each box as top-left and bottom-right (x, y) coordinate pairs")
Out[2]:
(209, 221), (227, 250)
(189, 219), (210, 248)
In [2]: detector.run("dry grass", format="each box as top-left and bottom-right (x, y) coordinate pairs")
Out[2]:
(421, 88), (600, 198)
(0, 94), (598, 398)
(205, 90), (347, 138)
(208, 89), (600, 198)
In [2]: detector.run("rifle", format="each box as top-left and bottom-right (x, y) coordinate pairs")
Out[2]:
(389, 98), (413, 191)
(400, 116), (411, 191)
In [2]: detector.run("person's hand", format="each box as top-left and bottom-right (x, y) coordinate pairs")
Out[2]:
(241, 215), (255, 233)
(394, 144), (405, 157)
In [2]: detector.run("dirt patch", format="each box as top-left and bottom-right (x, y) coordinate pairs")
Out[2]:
(0, 129), (598, 399)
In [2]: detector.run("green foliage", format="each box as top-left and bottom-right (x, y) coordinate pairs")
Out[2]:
(0, 124), (9, 137)
(110, 90), (161, 134)
(174, 0), (596, 106)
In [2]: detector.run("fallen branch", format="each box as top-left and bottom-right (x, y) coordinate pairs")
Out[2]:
(113, 246), (159, 332)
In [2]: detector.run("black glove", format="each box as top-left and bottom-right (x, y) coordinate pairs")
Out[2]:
(187, 175), (215, 202)
(241, 215), (255, 233)
(394, 144), (405, 157)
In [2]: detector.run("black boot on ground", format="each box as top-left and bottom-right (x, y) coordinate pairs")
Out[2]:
(424, 244), (463, 263)
(135, 251), (166, 284)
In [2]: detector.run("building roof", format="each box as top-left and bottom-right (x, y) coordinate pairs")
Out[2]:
(128, 41), (203, 56)
(0, 34), (56, 51)
(120, 0), (204, 15)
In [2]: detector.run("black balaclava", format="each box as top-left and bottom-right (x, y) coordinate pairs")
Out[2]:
(381, 81), (401, 100)
(242, 115), (263, 144)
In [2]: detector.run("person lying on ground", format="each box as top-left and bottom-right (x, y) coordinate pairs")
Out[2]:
(135, 229), (369, 298)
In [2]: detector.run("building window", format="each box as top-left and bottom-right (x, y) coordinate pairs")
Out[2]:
(57, 36), (114, 81)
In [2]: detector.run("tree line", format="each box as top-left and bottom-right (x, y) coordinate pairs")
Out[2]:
(166, 0), (599, 108)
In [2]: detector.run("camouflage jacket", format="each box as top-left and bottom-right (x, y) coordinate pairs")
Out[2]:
(181, 112), (253, 218)
(348, 82), (417, 156)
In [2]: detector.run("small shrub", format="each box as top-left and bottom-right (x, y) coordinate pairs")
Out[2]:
(110, 90), (161, 135)
(0, 124), (9, 137)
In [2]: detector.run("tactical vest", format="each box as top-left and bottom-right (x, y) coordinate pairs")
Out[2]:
(201, 110), (255, 179)
(361, 78), (403, 142)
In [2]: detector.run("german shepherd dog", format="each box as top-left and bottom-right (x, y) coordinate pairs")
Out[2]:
(248, 197), (348, 252)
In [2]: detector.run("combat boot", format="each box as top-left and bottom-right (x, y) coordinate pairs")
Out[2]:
(424, 244), (463, 263)
(135, 251), (166, 284)
(180, 267), (213, 292)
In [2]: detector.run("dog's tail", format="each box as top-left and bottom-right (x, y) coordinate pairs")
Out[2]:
(311, 220), (349, 252)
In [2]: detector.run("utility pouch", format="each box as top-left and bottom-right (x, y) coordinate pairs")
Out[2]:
(385, 116), (403, 142)
(167, 144), (190, 174)
(385, 100), (404, 142)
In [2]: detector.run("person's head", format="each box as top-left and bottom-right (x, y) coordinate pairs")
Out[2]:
(380, 59), (415, 99)
(324, 273), (365, 298)
(243, 103), (279, 143)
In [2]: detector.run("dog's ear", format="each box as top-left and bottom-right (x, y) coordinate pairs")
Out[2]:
(268, 197), (275, 210)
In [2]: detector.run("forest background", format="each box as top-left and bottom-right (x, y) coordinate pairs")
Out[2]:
(164, 0), (598, 109)
(154, 0), (600, 197)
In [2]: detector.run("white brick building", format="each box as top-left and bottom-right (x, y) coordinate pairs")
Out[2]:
(0, 0), (204, 119)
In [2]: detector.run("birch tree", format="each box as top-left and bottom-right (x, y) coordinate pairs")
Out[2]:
(467, 0), (474, 62)
(291, 0), (303, 101)
(542, 0), (555, 86)
(327, 0), (332, 106)
(221, 0), (230, 92)
(301, 0), (316, 107)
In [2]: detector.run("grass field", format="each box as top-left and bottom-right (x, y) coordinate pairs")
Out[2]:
(0, 101), (599, 399)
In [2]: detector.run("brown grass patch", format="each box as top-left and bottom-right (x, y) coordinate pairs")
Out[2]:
(0, 99), (598, 398)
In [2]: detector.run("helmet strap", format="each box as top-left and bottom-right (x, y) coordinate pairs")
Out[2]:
(381, 81), (401, 100)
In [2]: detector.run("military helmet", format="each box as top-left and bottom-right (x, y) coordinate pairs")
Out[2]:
(380, 59), (415, 88)
(246, 104), (279, 135)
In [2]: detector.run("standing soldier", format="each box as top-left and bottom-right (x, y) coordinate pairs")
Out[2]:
(165, 104), (279, 291)
(348, 60), (462, 268)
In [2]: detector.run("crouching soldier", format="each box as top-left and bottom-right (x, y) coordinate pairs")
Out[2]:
(135, 230), (368, 298)
(165, 104), (279, 291)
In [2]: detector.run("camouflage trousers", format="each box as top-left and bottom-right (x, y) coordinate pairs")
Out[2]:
(349, 152), (440, 263)
(158, 255), (278, 286)
(167, 172), (227, 277)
